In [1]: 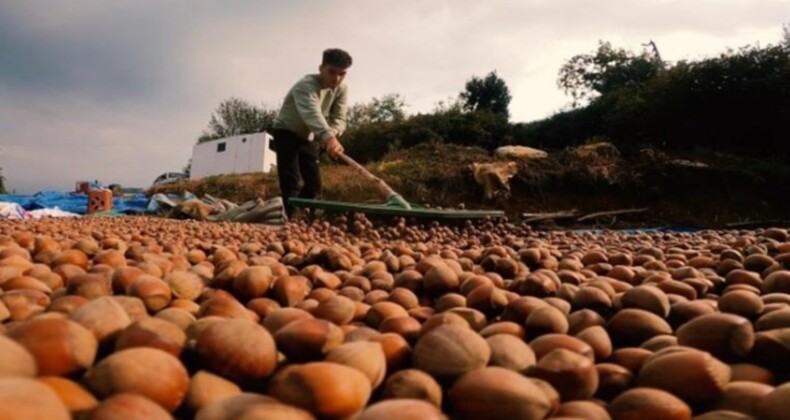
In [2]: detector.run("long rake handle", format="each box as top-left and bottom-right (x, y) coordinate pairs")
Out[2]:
(336, 153), (411, 209)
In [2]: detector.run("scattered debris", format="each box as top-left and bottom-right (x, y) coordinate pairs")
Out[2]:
(0, 202), (30, 220)
(494, 145), (548, 160)
(470, 161), (518, 200)
(577, 208), (650, 222)
(573, 142), (620, 159)
(520, 207), (650, 225)
(726, 219), (790, 229)
(521, 210), (580, 223)
(669, 159), (709, 168)
(149, 191), (286, 225)
(174, 199), (215, 221)
(0, 202), (80, 220)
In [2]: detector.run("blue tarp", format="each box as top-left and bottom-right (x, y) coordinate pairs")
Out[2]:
(0, 191), (152, 215)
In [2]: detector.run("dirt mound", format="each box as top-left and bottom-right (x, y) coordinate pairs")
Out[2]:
(149, 142), (790, 228)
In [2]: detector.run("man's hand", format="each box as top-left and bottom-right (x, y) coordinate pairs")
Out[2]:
(325, 136), (344, 158)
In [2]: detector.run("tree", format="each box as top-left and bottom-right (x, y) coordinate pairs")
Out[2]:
(783, 23), (790, 48)
(521, 40), (790, 161)
(347, 93), (407, 130)
(198, 97), (278, 143)
(432, 96), (465, 114)
(558, 41), (664, 107)
(459, 71), (512, 120)
(0, 168), (6, 194)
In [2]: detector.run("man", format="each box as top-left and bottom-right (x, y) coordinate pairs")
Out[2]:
(271, 48), (351, 217)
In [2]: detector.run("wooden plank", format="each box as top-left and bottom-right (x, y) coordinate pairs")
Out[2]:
(577, 208), (650, 222)
(522, 210), (580, 223)
(726, 219), (790, 229)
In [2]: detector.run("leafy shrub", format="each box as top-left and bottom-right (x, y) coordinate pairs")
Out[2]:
(520, 43), (790, 161)
(344, 110), (512, 162)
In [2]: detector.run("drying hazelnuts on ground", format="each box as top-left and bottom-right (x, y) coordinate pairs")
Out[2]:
(0, 215), (789, 419)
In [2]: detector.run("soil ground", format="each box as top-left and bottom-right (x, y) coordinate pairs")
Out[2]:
(149, 143), (790, 229)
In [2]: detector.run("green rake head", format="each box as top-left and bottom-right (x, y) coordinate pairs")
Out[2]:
(288, 197), (504, 220)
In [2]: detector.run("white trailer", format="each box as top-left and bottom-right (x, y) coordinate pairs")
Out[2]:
(190, 132), (276, 180)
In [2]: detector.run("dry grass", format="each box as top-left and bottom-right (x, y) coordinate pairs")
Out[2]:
(149, 143), (494, 207)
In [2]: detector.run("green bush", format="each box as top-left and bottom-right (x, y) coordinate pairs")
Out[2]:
(0, 168), (6, 194)
(343, 110), (512, 162)
(615, 44), (790, 157)
(520, 43), (790, 160)
(511, 103), (606, 149)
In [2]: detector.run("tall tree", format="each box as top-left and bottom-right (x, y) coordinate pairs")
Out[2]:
(347, 93), (407, 130)
(198, 97), (278, 143)
(558, 40), (664, 107)
(0, 168), (6, 194)
(459, 71), (512, 120)
(432, 96), (464, 114)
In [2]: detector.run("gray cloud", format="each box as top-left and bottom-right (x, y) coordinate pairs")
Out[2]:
(0, 3), (180, 105)
(0, 0), (786, 194)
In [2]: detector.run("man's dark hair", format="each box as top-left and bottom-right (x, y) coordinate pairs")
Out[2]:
(322, 48), (353, 69)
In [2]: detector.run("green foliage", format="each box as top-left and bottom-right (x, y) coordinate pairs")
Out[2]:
(512, 102), (606, 149)
(432, 96), (465, 114)
(344, 108), (512, 162)
(347, 93), (407, 130)
(522, 39), (790, 161)
(0, 168), (6, 194)
(620, 44), (788, 156)
(460, 71), (512, 120)
(558, 41), (664, 107)
(198, 97), (278, 144)
(343, 72), (514, 162)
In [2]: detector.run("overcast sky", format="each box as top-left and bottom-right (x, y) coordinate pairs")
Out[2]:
(0, 0), (786, 194)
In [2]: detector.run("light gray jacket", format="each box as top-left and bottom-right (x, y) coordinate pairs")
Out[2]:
(273, 74), (348, 143)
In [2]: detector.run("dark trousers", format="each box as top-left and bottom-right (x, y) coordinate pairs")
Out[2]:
(271, 129), (321, 216)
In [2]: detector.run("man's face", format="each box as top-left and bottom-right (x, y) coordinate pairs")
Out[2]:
(319, 64), (347, 89)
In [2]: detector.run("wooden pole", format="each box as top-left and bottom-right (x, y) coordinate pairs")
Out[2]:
(336, 153), (411, 209)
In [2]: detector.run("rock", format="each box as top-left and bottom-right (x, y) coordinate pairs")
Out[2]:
(494, 146), (547, 161)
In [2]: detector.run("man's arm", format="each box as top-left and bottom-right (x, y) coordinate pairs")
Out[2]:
(292, 81), (336, 142)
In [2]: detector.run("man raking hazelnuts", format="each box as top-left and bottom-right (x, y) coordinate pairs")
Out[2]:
(272, 48), (411, 218)
(271, 48), (352, 218)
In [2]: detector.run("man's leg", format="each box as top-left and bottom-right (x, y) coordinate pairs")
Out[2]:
(273, 130), (302, 217)
(297, 141), (322, 199)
